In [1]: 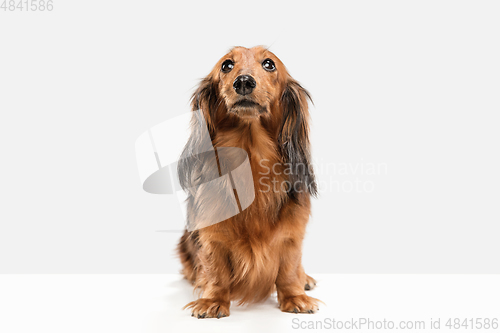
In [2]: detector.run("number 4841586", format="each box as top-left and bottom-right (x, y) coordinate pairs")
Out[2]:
(1, 0), (54, 11)
(446, 318), (499, 330)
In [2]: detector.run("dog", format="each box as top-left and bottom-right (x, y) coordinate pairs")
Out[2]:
(177, 46), (319, 318)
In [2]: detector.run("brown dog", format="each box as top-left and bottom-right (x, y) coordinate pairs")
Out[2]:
(177, 46), (319, 318)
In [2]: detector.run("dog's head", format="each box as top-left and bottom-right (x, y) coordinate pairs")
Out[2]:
(211, 46), (286, 119)
(193, 46), (310, 123)
(188, 46), (317, 197)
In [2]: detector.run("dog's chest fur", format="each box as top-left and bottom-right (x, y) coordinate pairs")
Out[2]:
(207, 121), (292, 300)
(214, 121), (288, 219)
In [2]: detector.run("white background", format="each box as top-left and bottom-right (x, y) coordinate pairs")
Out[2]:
(1, 0), (500, 274)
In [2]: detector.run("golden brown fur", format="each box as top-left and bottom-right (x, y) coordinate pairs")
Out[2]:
(177, 46), (320, 318)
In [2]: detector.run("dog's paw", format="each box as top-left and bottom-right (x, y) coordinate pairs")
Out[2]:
(280, 294), (320, 314)
(184, 298), (230, 319)
(304, 274), (317, 291)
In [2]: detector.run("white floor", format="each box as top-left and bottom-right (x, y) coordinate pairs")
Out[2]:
(0, 274), (498, 333)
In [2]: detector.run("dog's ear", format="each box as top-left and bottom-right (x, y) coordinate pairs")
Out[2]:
(278, 80), (317, 199)
(177, 76), (219, 192)
(191, 76), (219, 139)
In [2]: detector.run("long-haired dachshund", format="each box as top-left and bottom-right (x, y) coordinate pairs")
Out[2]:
(177, 46), (319, 318)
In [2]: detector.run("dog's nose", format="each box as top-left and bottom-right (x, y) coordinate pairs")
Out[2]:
(233, 75), (256, 96)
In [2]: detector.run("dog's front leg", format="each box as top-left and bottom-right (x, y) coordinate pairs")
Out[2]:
(276, 238), (320, 314)
(184, 240), (231, 319)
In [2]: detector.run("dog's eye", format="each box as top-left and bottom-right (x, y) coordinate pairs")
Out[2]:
(262, 59), (276, 72)
(221, 60), (234, 73)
